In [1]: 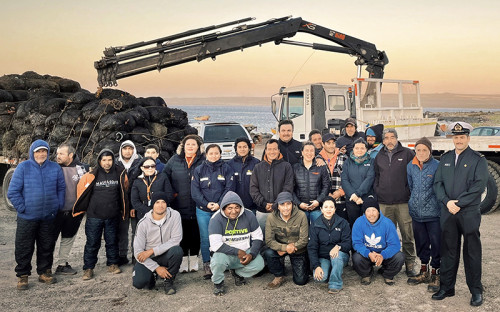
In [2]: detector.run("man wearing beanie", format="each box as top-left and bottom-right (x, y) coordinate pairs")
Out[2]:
(263, 192), (309, 289)
(407, 137), (441, 291)
(336, 118), (366, 155)
(208, 191), (264, 296)
(366, 124), (384, 158)
(351, 195), (405, 286)
(133, 192), (183, 295)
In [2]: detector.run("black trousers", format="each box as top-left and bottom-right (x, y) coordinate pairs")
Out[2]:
(132, 246), (183, 289)
(118, 216), (130, 258)
(180, 218), (200, 257)
(440, 209), (482, 295)
(53, 210), (84, 239)
(352, 251), (405, 279)
(15, 217), (57, 277)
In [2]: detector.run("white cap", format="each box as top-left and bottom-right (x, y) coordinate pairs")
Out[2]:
(33, 146), (48, 152)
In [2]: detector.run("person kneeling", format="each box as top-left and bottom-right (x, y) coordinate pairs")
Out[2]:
(209, 191), (265, 296)
(133, 192), (183, 295)
(352, 196), (405, 285)
(308, 197), (351, 294)
(263, 192), (309, 289)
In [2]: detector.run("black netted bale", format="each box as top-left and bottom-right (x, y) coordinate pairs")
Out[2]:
(159, 150), (171, 163)
(0, 115), (12, 131)
(160, 139), (176, 153)
(74, 121), (95, 137)
(40, 98), (66, 116)
(97, 88), (131, 100)
(183, 125), (199, 136)
(9, 90), (29, 101)
(45, 112), (61, 128)
(99, 112), (136, 132)
(127, 106), (150, 126)
(138, 96), (166, 107)
(14, 134), (33, 159)
(2, 130), (18, 151)
(46, 76), (81, 93)
(60, 109), (82, 127)
(144, 106), (171, 123)
(90, 130), (129, 144)
(118, 94), (140, 110)
(130, 127), (152, 144)
(163, 126), (185, 142)
(63, 137), (87, 151)
(21, 71), (43, 79)
(50, 125), (72, 143)
(0, 102), (17, 115)
(0, 75), (26, 90)
(148, 122), (168, 138)
(11, 118), (32, 135)
(28, 113), (47, 127)
(166, 108), (188, 128)
(28, 88), (62, 99)
(82, 101), (119, 121)
(15, 101), (31, 119)
(0, 90), (14, 102)
(25, 79), (60, 92)
(94, 139), (121, 155)
(33, 126), (45, 139)
(68, 91), (95, 105)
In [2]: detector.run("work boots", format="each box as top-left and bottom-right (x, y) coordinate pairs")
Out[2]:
(230, 269), (246, 286)
(203, 262), (212, 280)
(17, 275), (29, 290)
(405, 261), (418, 277)
(407, 264), (431, 285)
(38, 270), (57, 284)
(163, 278), (176, 295)
(428, 268), (440, 292)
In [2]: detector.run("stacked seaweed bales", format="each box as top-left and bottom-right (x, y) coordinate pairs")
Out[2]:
(0, 71), (196, 165)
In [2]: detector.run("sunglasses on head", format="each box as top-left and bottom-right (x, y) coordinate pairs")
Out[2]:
(142, 165), (156, 169)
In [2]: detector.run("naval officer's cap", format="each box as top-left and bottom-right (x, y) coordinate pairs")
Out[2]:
(448, 122), (473, 135)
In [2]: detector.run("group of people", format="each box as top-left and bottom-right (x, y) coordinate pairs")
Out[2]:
(8, 118), (488, 307)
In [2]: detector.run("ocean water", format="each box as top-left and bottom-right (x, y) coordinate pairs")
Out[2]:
(174, 105), (276, 133)
(174, 105), (500, 134)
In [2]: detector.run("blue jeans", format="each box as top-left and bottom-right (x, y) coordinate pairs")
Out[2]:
(262, 248), (309, 285)
(315, 251), (349, 290)
(83, 217), (119, 270)
(196, 208), (214, 263)
(304, 210), (322, 225)
(210, 250), (265, 284)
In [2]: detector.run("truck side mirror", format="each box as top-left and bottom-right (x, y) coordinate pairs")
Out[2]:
(271, 100), (277, 115)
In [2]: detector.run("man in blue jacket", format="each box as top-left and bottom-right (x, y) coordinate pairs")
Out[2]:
(8, 139), (66, 290)
(352, 196), (405, 286)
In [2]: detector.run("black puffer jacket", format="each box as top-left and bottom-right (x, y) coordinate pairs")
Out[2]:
(131, 172), (174, 220)
(374, 143), (414, 204)
(163, 151), (205, 219)
(292, 160), (330, 209)
(250, 156), (294, 212)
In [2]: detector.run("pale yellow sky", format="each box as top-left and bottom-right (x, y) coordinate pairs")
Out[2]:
(1, 0), (498, 98)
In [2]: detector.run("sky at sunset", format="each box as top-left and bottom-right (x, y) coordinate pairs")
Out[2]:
(1, 0), (498, 99)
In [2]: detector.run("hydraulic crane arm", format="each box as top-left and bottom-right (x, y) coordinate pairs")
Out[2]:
(94, 16), (388, 87)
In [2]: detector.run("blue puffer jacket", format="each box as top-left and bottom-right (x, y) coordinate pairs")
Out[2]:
(227, 155), (260, 211)
(191, 159), (235, 212)
(407, 156), (440, 222)
(7, 140), (65, 221)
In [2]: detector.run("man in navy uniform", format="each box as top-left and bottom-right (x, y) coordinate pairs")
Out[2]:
(431, 122), (488, 307)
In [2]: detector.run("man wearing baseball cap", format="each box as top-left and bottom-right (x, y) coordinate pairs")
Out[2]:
(432, 122), (488, 306)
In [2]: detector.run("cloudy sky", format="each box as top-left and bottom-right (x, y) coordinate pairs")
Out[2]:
(1, 0), (497, 98)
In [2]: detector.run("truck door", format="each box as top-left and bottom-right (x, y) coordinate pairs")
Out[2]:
(324, 88), (351, 136)
(280, 91), (308, 141)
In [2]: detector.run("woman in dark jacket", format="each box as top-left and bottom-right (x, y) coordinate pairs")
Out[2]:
(293, 142), (330, 224)
(308, 197), (351, 293)
(227, 137), (260, 214)
(341, 138), (375, 229)
(191, 144), (235, 279)
(163, 134), (205, 273)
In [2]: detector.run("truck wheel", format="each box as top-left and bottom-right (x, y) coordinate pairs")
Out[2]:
(2, 168), (16, 212)
(486, 160), (500, 213)
(479, 174), (498, 215)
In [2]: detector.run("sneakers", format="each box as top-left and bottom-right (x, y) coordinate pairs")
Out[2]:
(428, 268), (440, 293)
(213, 281), (225, 296)
(267, 276), (285, 289)
(107, 264), (122, 274)
(405, 261), (418, 277)
(38, 270), (57, 284)
(117, 256), (129, 266)
(55, 263), (77, 275)
(163, 278), (176, 295)
(230, 269), (246, 286)
(203, 262), (212, 280)
(328, 288), (341, 294)
(407, 264), (431, 285)
(82, 269), (94, 281)
(189, 255), (199, 272)
(17, 275), (29, 290)
(180, 256), (189, 273)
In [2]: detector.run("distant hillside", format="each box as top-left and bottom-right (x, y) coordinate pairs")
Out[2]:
(165, 94), (500, 109)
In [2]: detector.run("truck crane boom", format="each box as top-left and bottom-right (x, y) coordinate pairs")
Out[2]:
(94, 16), (388, 87)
